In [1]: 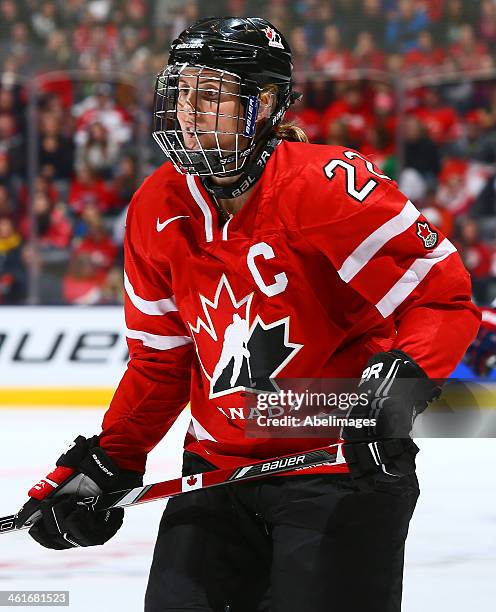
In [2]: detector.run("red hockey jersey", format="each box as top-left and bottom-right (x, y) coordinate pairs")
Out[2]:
(99, 141), (480, 474)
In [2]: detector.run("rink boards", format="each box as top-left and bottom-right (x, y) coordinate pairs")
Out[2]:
(0, 307), (126, 406)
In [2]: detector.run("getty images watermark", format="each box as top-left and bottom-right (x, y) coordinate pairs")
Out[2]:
(252, 389), (375, 430)
(240, 378), (496, 438)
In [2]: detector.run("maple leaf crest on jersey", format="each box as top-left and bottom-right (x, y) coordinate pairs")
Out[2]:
(187, 275), (302, 399)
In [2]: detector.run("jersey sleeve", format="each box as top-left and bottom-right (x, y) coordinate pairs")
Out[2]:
(296, 148), (481, 378)
(98, 191), (194, 473)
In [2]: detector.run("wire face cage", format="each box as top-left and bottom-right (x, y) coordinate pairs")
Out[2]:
(152, 63), (260, 176)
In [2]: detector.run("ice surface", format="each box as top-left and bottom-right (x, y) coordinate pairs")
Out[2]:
(0, 409), (494, 611)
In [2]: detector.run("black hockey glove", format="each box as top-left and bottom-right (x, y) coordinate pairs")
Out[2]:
(342, 350), (440, 492)
(15, 435), (142, 550)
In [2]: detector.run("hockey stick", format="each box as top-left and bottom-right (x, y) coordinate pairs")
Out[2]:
(0, 443), (345, 534)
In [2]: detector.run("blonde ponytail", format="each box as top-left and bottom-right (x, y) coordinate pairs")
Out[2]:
(273, 122), (309, 143)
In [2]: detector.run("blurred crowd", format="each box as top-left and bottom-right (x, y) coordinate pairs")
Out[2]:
(2, 1), (496, 80)
(2, 0), (496, 306)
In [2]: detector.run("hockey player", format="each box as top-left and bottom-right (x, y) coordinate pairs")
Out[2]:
(18, 17), (480, 612)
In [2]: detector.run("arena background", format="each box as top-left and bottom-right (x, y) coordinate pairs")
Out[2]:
(0, 2), (495, 611)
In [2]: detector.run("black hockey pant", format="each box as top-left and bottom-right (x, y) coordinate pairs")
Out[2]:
(144, 453), (419, 612)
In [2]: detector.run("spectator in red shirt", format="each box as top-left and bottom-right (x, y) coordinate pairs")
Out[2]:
(17, 176), (59, 222)
(285, 105), (325, 144)
(20, 192), (72, 250)
(372, 83), (398, 147)
(62, 251), (107, 305)
(68, 165), (116, 216)
(321, 84), (373, 147)
(436, 158), (471, 215)
(73, 205), (117, 273)
(450, 24), (491, 73)
(456, 218), (491, 304)
(63, 205), (119, 305)
(404, 30), (445, 75)
(74, 16), (119, 71)
(425, 0), (444, 22)
(73, 84), (132, 147)
(361, 124), (395, 176)
(413, 87), (459, 143)
(325, 119), (353, 148)
(436, 157), (492, 216)
(37, 70), (74, 108)
(313, 25), (353, 78)
(353, 31), (385, 72)
(451, 109), (487, 159)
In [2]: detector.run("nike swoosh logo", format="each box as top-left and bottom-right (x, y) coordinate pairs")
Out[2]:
(156, 215), (190, 232)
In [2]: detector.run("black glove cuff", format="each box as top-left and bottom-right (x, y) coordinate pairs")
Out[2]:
(343, 438), (419, 480)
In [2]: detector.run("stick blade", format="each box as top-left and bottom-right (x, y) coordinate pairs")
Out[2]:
(0, 514), (18, 534)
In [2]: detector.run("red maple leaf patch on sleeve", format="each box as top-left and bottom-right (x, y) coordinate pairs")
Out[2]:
(416, 221), (438, 248)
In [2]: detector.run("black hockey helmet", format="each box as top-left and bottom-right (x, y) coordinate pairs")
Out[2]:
(152, 16), (300, 178)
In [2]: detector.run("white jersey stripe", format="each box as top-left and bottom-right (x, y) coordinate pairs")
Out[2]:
(376, 238), (457, 318)
(338, 200), (420, 283)
(124, 272), (178, 315)
(186, 174), (213, 242)
(126, 328), (192, 350)
(221, 216), (232, 241)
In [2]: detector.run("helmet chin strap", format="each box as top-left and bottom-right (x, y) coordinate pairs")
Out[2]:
(201, 136), (280, 199)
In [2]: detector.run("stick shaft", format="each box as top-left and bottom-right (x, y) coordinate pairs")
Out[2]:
(1, 443), (345, 534)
